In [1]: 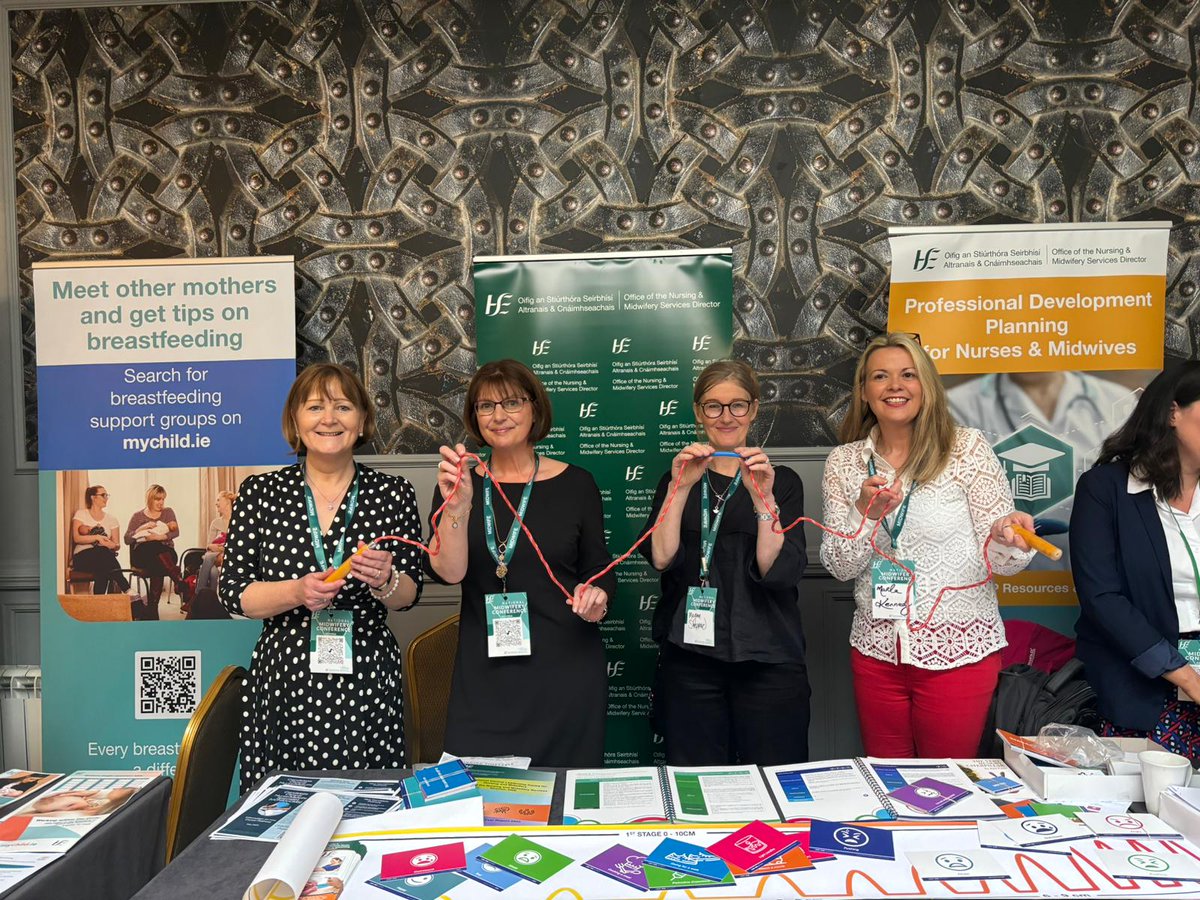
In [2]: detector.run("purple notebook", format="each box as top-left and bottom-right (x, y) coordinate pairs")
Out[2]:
(887, 777), (970, 815)
(583, 845), (649, 892)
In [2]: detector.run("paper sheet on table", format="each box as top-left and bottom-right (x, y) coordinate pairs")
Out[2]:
(330, 793), (484, 840)
(243, 792), (343, 900)
(438, 752), (532, 770)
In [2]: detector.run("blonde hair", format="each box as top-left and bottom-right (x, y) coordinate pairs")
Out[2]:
(217, 490), (237, 503)
(692, 359), (760, 405)
(839, 333), (955, 484)
(145, 484), (167, 505)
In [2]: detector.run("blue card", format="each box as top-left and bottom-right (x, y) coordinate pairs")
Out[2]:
(976, 776), (1023, 795)
(367, 872), (468, 900)
(645, 837), (732, 882)
(808, 820), (895, 861)
(462, 843), (525, 891)
(415, 760), (475, 800)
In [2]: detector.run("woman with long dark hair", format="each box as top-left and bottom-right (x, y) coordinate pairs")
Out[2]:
(1072, 362), (1200, 763)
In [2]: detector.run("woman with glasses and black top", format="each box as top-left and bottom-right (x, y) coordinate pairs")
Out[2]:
(641, 359), (810, 765)
(71, 485), (130, 594)
(429, 359), (615, 767)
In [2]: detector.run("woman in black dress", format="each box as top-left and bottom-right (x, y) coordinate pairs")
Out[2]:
(643, 359), (810, 765)
(221, 363), (422, 790)
(429, 359), (614, 767)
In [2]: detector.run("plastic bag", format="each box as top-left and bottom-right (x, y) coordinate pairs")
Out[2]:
(1036, 723), (1124, 768)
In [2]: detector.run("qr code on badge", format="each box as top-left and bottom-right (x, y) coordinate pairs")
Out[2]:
(316, 635), (344, 665)
(494, 617), (524, 649)
(135, 651), (201, 720)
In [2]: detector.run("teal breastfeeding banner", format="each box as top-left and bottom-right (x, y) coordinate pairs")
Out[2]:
(473, 250), (733, 764)
(35, 257), (295, 776)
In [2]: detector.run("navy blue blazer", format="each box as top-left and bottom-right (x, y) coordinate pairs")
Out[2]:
(1071, 462), (1189, 730)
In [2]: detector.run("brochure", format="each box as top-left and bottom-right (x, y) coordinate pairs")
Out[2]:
(0, 771), (62, 811)
(466, 764), (555, 826)
(564, 766), (778, 825)
(0, 770), (161, 853)
(296, 841), (365, 900)
(213, 786), (402, 843)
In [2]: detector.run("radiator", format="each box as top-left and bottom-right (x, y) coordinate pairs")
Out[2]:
(0, 667), (42, 771)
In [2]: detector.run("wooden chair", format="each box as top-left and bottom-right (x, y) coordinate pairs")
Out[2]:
(164, 665), (246, 863)
(404, 614), (459, 764)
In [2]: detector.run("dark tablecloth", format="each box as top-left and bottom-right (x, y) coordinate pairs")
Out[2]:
(133, 769), (568, 900)
(1, 774), (171, 900)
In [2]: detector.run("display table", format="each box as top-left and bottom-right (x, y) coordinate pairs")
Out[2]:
(1, 774), (171, 900)
(133, 770), (567, 900)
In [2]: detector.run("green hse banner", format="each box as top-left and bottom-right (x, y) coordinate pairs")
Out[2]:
(474, 249), (734, 764)
(888, 223), (1167, 633)
(35, 257), (296, 775)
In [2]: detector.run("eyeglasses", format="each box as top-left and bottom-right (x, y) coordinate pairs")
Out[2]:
(699, 400), (752, 419)
(95, 492), (109, 498)
(474, 396), (529, 416)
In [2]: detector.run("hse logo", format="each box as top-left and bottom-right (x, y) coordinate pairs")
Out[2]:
(659, 400), (678, 416)
(532, 340), (552, 355)
(913, 248), (939, 271)
(580, 402), (599, 418)
(612, 338), (631, 353)
(607, 660), (625, 678)
(483, 293), (512, 316)
(993, 425), (1073, 516)
(625, 465), (644, 481)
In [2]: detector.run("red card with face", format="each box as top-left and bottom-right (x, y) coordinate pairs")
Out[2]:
(709, 821), (799, 872)
(381, 842), (468, 879)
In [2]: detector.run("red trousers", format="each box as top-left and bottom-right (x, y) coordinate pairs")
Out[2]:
(850, 647), (1002, 758)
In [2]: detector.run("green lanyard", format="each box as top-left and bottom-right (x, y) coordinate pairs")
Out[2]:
(303, 463), (360, 572)
(1167, 503), (1200, 602)
(867, 457), (915, 550)
(699, 470), (741, 585)
(483, 454), (539, 584)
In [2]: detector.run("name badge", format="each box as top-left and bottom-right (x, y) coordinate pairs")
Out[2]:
(871, 558), (916, 620)
(1178, 639), (1200, 702)
(309, 610), (354, 674)
(485, 592), (531, 657)
(684, 586), (718, 647)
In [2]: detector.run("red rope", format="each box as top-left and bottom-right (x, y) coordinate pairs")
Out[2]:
(360, 453), (1004, 626)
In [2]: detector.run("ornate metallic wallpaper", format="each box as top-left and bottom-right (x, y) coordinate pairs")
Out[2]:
(12, 0), (1200, 457)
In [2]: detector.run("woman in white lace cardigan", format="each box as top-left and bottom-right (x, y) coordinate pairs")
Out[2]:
(821, 333), (1035, 757)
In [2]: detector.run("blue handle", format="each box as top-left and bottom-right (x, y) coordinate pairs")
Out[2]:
(709, 451), (743, 458)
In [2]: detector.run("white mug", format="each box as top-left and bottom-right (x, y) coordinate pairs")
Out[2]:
(1139, 749), (1194, 814)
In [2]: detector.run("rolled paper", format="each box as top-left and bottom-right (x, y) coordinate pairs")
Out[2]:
(324, 541), (373, 583)
(243, 792), (344, 900)
(1010, 524), (1063, 561)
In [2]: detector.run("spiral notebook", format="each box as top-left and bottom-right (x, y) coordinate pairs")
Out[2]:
(563, 766), (780, 825)
(763, 758), (1019, 822)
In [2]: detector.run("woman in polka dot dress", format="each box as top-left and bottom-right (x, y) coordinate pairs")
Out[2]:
(221, 364), (422, 791)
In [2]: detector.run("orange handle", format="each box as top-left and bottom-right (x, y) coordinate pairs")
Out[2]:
(1011, 524), (1063, 561)
(324, 542), (372, 583)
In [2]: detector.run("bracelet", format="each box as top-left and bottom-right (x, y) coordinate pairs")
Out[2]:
(446, 506), (471, 529)
(370, 565), (400, 602)
(754, 505), (779, 522)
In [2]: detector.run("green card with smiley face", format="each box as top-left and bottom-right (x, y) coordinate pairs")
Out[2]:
(479, 834), (573, 883)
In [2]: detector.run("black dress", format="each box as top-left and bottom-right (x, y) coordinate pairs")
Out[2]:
(221, 463), (423, 791)
(427, 463), (615, 767)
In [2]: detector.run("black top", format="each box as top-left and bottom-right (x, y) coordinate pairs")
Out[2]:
(640, 465), (807, 664)
(426, 462), (616, 767)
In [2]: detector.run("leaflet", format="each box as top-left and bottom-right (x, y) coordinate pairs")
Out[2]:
(763, 761), (889, 822)
(467, 765), (556, 826)
(863, 759), (1009, 819)
(665, 766), (780, 824)
(213, 786), (402, 843)
(0, 771), (62, 811)
(564, 767), (669, 824)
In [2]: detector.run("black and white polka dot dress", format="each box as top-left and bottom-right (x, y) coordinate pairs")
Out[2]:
(220, 463), (422, 791)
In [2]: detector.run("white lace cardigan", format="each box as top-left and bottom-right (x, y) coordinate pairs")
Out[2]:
(820, 426), (1033, 669)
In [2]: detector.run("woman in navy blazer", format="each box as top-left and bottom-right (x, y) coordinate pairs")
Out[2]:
(1072, 361), (1200, 762)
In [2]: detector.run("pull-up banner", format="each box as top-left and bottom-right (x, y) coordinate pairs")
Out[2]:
(887, 223), (1168, 628)
(473, 249), (734, 765)
(888, 222), (1169, 374)
(35, 256), (295, 776)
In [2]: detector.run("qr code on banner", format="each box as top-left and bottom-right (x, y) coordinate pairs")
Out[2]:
(135, 651), (201, 720)
(494, 618), (524, 649)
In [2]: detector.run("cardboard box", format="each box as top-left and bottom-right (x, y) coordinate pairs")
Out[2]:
(1159, 787), (1200, 845)
(1001, 733), (1167, 803)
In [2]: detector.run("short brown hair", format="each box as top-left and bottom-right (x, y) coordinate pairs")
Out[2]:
(282, 363), (375, 454)
(463, 359), (552, 446)
(693, 358), (760, 405)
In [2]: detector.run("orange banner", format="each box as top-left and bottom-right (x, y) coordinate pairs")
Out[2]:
(888, 275), (1164, 374)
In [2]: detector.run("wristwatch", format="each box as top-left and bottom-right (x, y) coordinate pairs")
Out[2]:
(754, 506), (779, 522)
